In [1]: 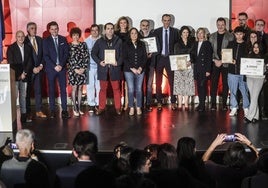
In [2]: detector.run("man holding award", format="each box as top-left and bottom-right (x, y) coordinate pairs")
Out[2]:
(91, 23), (123, 115)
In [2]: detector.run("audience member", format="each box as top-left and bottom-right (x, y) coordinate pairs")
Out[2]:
(241, 148), (268, 188)
(176, 137), (215, 188)
(0, 129), (49, 188)
(173, 25), (195, 111)
(7, 30), (33, 123)
(25, 22), (47, 121)
(209, 17), (234, 111)
(153, 14), (179, 111)
(55, 130), (98, 188)
(227, 26), (249, 116)
(43, 21), (70, 119)
(85, 24), (101, 113)
(202, 133), (258, 188)
(91, 22), (123, 115)
(192, 27), (213, 112)
(67, 27), (89, 117)
(144, 144), (160, 170)
(123, 27), (147, 115)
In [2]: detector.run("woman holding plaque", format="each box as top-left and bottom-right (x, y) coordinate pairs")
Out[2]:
(173, 26), (195, 111)
(67, 27), (89, 117)
(123, 28), (147, 115)
(192, 28), (213, 112)
(244, 42), (266, 123)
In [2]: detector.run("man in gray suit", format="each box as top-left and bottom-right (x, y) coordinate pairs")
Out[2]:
(209, 17), (234, 111)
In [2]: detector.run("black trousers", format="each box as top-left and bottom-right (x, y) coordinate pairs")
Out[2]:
(210, 65), (229, 106)
(155, 56), (176, 104)
(196, 76), (208, 108)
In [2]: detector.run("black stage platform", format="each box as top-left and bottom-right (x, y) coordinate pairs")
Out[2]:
(2, 103), (268, 153)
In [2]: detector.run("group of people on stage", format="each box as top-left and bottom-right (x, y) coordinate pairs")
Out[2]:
(7, 12), (268, 122)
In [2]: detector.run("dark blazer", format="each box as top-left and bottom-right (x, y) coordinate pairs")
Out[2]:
(7, 42), (33, 82)
(91, 35), (123, 81)
(192, 40), (213, 79)
(43, 35), (69, 74)
(122, 40), (147, 72)
(153, 26), (179, 56)
(24, 35), (44, 67)
(55, 161), (95, 188)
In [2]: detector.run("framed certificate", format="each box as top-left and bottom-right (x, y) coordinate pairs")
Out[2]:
(141, 37), (158, 53)
(240, 58), (264, 76)
(169, 54), (190, 71)
(104, 49), (116, 65)
(221, 49), (233, 63)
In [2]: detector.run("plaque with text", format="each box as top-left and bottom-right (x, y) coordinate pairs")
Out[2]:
(104, 49), (116, 65)
(141, 37), (158, 53)
(240, 58), (264, 76)
(169, 54), (190, 71)
(221, 49), (233, 63)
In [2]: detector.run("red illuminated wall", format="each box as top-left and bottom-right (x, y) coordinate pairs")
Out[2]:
(232, 0), (268, 31)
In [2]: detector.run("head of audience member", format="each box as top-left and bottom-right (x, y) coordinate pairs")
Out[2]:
(26, 22), (37, 37)
(72, 131), (98, 162)
(179, 26), (191, 40)
(196, 27), (207, 41)
(16, 30), (25, 46)
(129, 27), (141, 43)
(233, 26), (245, 42)
(238, 12), (248, 28)
(255, 19), (266, 33)
(140, 19), (150, 37)
(104, 22), (115, 39)
(113, 141), (128, 159)
(90, 24), (100, 39)
(216, 17), (227, 34)
(15, 129), (35, 158)
(176, 137), (196, 163)
(223, 142), (247, 169)
(115, 16), (129, 33)
(161, 14), (171, 29)
(129, 149), (152, 174)
(157, 143), (178, 169)
(48, 21), (59, 37)
(257, 148), (268, 173)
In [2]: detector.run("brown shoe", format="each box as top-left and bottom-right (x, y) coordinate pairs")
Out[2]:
(95, 109), (105, 115)
(36, 111), (47, 118)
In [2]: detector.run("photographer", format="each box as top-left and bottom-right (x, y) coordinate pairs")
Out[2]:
(0, 129), (49, 188)
(202, 133), (258, 188)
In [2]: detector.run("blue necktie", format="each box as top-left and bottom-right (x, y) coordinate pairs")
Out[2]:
(164, 29), (169, 56)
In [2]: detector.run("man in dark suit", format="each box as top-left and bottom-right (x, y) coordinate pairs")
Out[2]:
(7, 30), (33, 123)
(25, 22), (47, 120)
(55, 131), (98, 188)
(153, 14), (179, 111)
(43, 21), (69, 119)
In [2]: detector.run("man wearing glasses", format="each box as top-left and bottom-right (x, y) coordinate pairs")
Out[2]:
(237, 12), (252, 41)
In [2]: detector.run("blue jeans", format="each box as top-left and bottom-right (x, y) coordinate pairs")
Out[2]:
(227, 73), (249, 109)
(124, 71), (145, 108)
(86, 68), (100, 106)
(16, 81), (27, 114)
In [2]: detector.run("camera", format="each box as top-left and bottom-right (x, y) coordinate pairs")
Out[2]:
(224, 134), (236, 142)
(8, 142), (17, 149)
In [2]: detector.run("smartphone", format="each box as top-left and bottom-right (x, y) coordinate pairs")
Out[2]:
(224, 135), (236, 142)
(9, 142), (17, 149)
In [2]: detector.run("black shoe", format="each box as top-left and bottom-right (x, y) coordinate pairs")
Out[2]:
(210, 104), (216, 111)
(21, 113), (27, 123)
(157, 103), (162, 111)
(88, 106), (95, 113)
(95, 108), (105, 115)
(196, 105), (205, 112)
(171, 103), (177, 110)
(116, 109), (122, 115)
(50, 111), (56, 119)
(222, 105), (228, 111)
(252, 118), (258, 123)
(62, 110), (70, 119)
(26, 114), (32, 123)
(244, 117), (252, 123)
(146, 105), (152, 112)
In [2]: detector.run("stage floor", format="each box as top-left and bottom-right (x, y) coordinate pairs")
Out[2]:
(2, 103), (268, 152)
